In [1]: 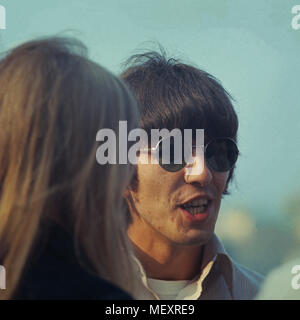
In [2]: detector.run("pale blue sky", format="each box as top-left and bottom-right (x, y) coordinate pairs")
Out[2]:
(0, 0), (299, 220)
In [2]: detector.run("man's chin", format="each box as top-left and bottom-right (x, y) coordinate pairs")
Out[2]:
(173, 230), (214, 247)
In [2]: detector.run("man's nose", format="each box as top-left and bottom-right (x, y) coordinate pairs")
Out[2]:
(184, 155), (213, 186)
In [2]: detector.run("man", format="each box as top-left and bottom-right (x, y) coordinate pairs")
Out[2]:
(121, 50), (263, 300)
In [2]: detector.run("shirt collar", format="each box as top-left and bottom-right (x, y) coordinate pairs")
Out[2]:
(131, 233), (235, 299)
(197, 233), (235, 297)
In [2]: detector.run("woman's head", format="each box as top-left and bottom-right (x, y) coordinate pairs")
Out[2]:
(0, 37), (139, 299)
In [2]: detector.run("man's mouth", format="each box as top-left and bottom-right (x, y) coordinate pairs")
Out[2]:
(179, 198), (211, 215)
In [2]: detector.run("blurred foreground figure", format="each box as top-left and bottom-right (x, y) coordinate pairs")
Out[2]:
(0, 37), (139, 300)
(256, 258), (300, 300)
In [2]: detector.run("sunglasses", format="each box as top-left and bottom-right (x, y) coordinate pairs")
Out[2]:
(139, 137), (239, 173)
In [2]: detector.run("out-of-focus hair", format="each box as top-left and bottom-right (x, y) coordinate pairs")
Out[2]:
(0, 37), (139, 299)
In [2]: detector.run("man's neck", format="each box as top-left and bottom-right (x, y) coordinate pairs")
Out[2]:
(129, 232), (204, 281)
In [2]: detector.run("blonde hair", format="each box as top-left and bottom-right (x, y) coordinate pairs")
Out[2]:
(0, 37), (139, 299)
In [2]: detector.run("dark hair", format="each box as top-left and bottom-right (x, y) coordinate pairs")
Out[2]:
(121, 49), (239, 193)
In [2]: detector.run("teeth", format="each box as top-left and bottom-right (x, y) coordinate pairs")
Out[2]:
(184, 206), (206, 214)
(182, 198), (208, 208)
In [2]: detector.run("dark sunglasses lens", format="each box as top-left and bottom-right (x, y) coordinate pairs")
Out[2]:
(158, 138), (186, 172)
(206, 138), (238, 172)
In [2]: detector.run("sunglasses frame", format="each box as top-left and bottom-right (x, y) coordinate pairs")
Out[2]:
(139, 136), (239, 173)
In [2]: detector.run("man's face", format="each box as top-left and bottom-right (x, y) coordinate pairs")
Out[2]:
(127, 148), (230, 247)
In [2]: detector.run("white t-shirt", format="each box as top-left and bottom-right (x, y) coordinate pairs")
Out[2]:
(147, 278), (190, 300)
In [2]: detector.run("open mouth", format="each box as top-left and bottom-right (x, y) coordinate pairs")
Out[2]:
(179, 198), (211, 215)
